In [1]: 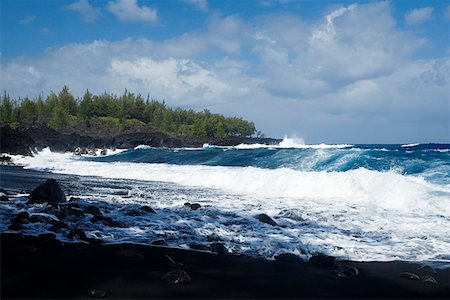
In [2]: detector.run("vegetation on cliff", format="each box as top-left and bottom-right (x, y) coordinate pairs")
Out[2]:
(0, 86), (258, 138)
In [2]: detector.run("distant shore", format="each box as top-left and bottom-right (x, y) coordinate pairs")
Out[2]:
(1, 165), (449, 299)
(0, 123), (281, 156)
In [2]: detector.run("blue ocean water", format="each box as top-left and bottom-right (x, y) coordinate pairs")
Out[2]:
(5, 141), (450, 263)
(89, 143), (450, 185)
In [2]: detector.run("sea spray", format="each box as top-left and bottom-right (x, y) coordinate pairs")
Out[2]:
(5, 142), (450, 262)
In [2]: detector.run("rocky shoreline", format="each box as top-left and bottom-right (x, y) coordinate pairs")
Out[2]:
(0, 123), (281, 156)
(1, 165), (449, 299)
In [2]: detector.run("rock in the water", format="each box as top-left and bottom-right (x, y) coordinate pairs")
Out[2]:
(189, 243), (210, 251)
(48, 219), (69, 229)
(308, 254), (337, 268)
(28, 179), (66, 205)
(190, 203), (201, 210)
(161, 270), (191, 285)
(421, 275), (438, 284)
(140, 205), (156, 214)
(210, 242), (229, 255)
(85, 205), (102, 216)
(89, 289), (107, 298)
(256, 213), (278, 226)
(275, 253), (302, 262)
(29, 214), (58, 223)
(337, 264), (359, 276)
(400, 272), (420, 280)
(152, 239), (167, 246)
(100, 149), (107, 156)
(0, 194), (9, 201)
(66, 207), (84, 217)
(74, 147), (83, 156)
(11, 211), (30, 224)
(90, 215), (113, 225)
(37, 232), (57, 241)
(0, 155), (13, 164)
(184, 202), (201, 210)
(68, 229), (87, 240)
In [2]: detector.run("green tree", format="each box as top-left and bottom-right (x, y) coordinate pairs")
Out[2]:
(78, 90), (94, 120)
(50, 106), (69, 131)
(18, 97), (37, 123)
(0, 92), (14, 123)
(58, 86), (77, 115)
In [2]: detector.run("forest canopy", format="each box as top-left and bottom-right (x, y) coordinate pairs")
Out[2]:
(0, 86), (259, 138)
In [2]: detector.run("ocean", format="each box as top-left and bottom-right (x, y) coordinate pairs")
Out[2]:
(3, 138), (450, 264)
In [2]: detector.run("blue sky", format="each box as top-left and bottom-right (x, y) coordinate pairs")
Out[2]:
(1, 0), (449, 143)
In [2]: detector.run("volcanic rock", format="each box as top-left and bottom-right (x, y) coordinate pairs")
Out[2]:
(85, 205), (102, 215)
(308, 254), (337, 268)
(184, 202), (201, 210)
(256, 213), (278, 226)
(421, 275), (438, 284)
(275, 253), (302, 262)
(399, 272), (420, 280)
(210, 242), (229, 255)
(89, 289), (107, 298)
(337, 264), (359, 276)
(140, 205), (156, 213)
(11, 211), (30, 224)
(161, 269), (191, 285)
(28, 179), (66, 205)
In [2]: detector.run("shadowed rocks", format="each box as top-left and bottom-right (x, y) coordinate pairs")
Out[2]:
(210, 242), (229, 255)
(400, 272), (420, 280)
(89, 289), (107, 298)
(184, 202), (201, 210)
(161, 269), (191, 285)
(140, 205), (157, 214)
(28, 179), (66, 205)
(275, 253), (302, 262)
(308, 254), (336, 268)
(85, 205), (102, 216)
(256, 213), (278, 226)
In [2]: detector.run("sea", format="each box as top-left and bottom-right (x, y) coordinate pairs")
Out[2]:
(3, 137), (450, 264)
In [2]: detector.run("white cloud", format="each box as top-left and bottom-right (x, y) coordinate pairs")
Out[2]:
(405, 7), (433, 25)
(19, 15), (36, 25)
(182, 0), (208, 12)
(253, 2), (424, 98)
(109, 57), (229, 101)
(1, 2), (448, 142)
(107, 0), (157, 23)
(65, 0), (100, 23)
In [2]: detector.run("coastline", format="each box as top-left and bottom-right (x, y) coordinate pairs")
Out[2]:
(1, 165), (449, 299)
(0, 123), (281, 156)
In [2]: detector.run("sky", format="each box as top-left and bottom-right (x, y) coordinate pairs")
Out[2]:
(1, 0), (449, 143)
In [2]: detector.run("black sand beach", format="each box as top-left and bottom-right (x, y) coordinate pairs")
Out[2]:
(1, 165), (449, 299)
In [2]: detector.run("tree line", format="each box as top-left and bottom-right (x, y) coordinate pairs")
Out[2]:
(0, 86), (258, 138)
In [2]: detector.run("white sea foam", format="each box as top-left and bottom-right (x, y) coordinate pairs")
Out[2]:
(224, 136), (353, 150)
(7, 148), (450, 262)
(134, 145), (153, 150)
(401, 143), (420, 147)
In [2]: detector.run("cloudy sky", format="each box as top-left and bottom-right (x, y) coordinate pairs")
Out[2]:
(1, 0), (449, 143)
